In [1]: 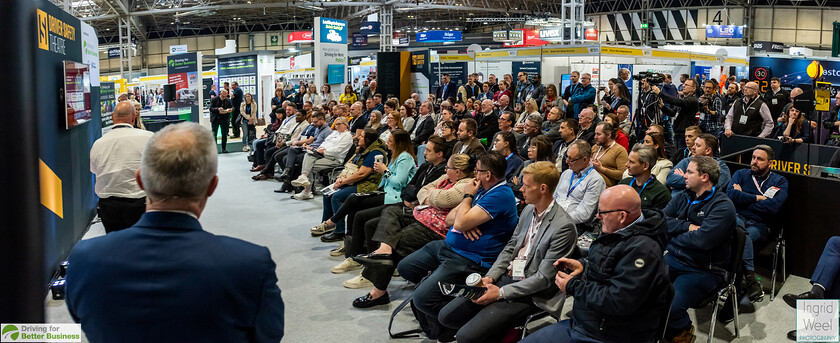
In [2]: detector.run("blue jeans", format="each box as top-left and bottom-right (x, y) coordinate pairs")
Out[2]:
(520, 320), (601, 343)
(321, 185), (356, 235)
(397, 241), (486, 333)
(665, 253), (725, 333)
(736, 214), (770, 271)
(812, 236), (840, 298)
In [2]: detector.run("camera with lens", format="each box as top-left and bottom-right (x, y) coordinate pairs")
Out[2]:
(633, 72), (665, 85)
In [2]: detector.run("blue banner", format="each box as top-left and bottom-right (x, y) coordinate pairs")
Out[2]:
(352, 34), (368, 47)
(512, 61), (541, 79)
(416, 30), (462, 43)
(360, 21), (380, 35)
(705, 25), (743, 38)
(319, 17), (348, 44)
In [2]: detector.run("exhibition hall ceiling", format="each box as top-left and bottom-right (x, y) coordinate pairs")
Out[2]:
(54, 0), (838, 42)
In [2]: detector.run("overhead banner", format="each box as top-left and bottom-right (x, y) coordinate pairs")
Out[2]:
(753, 41), (784, 53)
(169, 44), (188, 54)
(352, 34), (368, 47)
(107, 47), (120, 58)
(360, 21), (381, 35)
(99, 82), (116, 134)
(492, 31), (509, 42)
(584, 28), (599, 41)
(166, 52), (201, 121)
(287, 31), (313, 43)
(217, 55), (258, 95)
(80, 21), (100, 86)
(394, 32), (409, 47)
(705, 25), (744, 38)
(416, 30), (462, 43)
(503, 29), (547, 47)
(319, 17), (348, 44)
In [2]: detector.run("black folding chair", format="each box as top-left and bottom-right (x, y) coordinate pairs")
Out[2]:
(691, 228), (747, 343)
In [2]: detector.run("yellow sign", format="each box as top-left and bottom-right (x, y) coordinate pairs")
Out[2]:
(601, 47), (643, 56)
(439, 55), (473, 61)
(516, 49), (545, 56)
(37, 9), (76, 54)
(475, 51), (513, 59)
(540, 47), (592, 56)
(39, 159), (63, 218)
(360, 61), (376, 66)
(692, 54), (717, 62)
(807, 61), (824, 79)
(771, 160), (810, 176)
(651, 50), (691, 60)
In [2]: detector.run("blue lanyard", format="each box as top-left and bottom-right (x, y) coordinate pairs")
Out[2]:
(567, 167), (594, 198)
(282, 115), (295, 126)
(687, 187), (715, 206)
(505, 152), (514, 161)
(631, 177), (653, 195)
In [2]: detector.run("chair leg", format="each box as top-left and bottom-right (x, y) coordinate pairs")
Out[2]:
(708, 290), (725, 343)
(770, 241), (780, 301)
(731, 284), (740, 338)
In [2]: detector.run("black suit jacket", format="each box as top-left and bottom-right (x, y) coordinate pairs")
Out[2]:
(437, 81), (457, 101)
(209, 96), (233, 122)
(231, 88), (244, 114)
(66, 212), (285, 343)
(476, 110), (500, 143)
(412, 115), (436, 146)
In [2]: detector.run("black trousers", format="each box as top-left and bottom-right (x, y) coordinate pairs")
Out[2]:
(329, 192), (384, 236)
(260, 146), (288, 176)
(230, 110), (241, 137)
(98, 197), (146, 233)
(211, 116), (230, 150)
(283, 147), (306, 177)
(346, 203), (389, 257)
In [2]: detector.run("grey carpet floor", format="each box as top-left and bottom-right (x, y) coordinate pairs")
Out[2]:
(45, 151), (809, 342)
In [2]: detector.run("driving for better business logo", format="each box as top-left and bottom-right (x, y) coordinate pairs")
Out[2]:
(2, 325), (18, 341)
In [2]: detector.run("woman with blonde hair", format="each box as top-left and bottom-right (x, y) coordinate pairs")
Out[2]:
(515, 98), (541, 132)
(240, 92), (259, 148)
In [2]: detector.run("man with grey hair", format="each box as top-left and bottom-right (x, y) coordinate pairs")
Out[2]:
(411, 101), (436, 146)
(553, 140), (606, 228)
(575, 107), (597, 146)
(67, 122), (285, 342)
(663, 154), (736, 342)
(618, 144), (671, 210)
(516, 114), (544, 156)
(90, 101), (154, 233)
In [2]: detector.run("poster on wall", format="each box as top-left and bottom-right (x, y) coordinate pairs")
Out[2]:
(512, 61), (541, 81)
(218, 55), (258, 95)
(314, 17), (348, 89)
(411, 50), (431, 100)
(166, 52), (201, 121)
(80, 22), (100, 86)
(432, 62), (467, 96)
(100, 82), (116, 134)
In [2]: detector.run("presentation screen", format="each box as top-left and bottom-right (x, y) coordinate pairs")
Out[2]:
(63, 60), (92, 129)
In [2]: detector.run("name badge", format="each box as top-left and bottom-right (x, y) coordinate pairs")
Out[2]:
(511, 259), (526, 280)
(772, 98), (778, 105)
(764, 186), (780, 199)
(739, 115), (748, 125)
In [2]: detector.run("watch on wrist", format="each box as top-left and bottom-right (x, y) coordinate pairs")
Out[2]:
(463, 193), (475, 200)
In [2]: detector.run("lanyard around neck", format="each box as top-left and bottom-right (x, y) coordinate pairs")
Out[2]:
(687, 187), (716, 206)
(631, 177), (653, 195)
(567, 167), (594, 198)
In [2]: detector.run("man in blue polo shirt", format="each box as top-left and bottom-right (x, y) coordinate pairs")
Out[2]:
(397, 151), (518, 342)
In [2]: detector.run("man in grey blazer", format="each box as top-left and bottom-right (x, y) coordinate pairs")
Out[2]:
(438, 161), (577, 342)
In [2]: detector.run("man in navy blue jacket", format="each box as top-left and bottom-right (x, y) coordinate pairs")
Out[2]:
(727, 145), (788, 302)
(66, 122), (285, 343)
(663, 155), (736, 343)
(667, 133), (731, 197)
(565, 73), (596, 119)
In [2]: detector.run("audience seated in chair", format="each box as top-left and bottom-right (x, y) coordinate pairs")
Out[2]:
(553, 140), (606, 232)
(666, 133), (731, 197)
(618, 144), (671, 210)
(289, 116), (354, 199)
(783, 236), (840, 340)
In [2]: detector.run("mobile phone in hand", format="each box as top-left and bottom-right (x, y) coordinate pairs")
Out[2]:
(555, 263), (574, 274)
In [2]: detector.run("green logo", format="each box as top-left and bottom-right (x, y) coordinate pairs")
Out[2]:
(2, 324), (19, 341)
(168, 59), (175, 67)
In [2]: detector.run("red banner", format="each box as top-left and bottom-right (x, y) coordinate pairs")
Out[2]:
(503, 29), (548, 47)
(585, 28), (598, 41)
(287, 31), (313, 43)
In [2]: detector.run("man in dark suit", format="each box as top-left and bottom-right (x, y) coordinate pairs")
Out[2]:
(230, 81), (245, 138)
(411, 101), (437, 146)
(437, 73), (457, 102)
(438, 161), (577, 341)
(209, 90), (234, 153)
(452, 118), (486, 156)
(66, 122), (285, 343)
(476, 99), (500, 146)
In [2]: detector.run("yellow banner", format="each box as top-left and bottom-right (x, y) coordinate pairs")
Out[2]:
(39, 159), (63, 219)
(651, 50), (691, 60)
(360, 61), (376, 66)
(540, 47), (591, 56)
(439, 55), (474, 61)
(601, 46), (644, 56)
(692, 54), (717, 62)
(475, 51), (514, 58)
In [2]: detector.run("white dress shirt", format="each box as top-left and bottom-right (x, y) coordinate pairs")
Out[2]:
(90, 124), (154, 198)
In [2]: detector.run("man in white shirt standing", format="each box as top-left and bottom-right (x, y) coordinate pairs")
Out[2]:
(90, 102), (154, 233)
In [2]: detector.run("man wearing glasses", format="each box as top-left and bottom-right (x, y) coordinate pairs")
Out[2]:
(698, 80), (724, 138)
(724, 81), (774, 138)
(662, 155), (736, 343)
(291, 117), (353, 200)
(553, 140), (606, 232)
(522, 185), (672, 343)
(516, 114), (545, 157)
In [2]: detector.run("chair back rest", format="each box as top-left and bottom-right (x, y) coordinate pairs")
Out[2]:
(657, 283), (676, 342)
(728, 228), (747, 278)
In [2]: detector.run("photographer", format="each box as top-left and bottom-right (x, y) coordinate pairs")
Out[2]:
(652, 79), (699, 152)
(698, 80), (724, 138)
(634, 75), (662, 141)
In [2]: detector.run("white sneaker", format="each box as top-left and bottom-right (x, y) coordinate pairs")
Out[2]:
(343, 272), (373, 289)
(293, 191), (313, 200)
(330, 242), (345, 257)
(290, 175), (310, 188)
(331, 258), (362, 274)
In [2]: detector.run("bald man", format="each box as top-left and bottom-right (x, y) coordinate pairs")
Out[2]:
(476, 99), (500, 144)
(724, 81), (774, 138)
(523, 185), (672, 343)
(90, 101), (154, 233)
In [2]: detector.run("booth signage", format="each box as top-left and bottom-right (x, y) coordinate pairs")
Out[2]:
(584, 28), (598, 41)
(504, 29), (546, 47)
(360, 21), (380, 35)
(416, 30), (462, 43)
(509, 30), (523, 41)
(393, 32), (409, 47)
(352, 34), (368, 47)
(705, 25), (743, 38)
(217, 55), (258, 95)
(287, 31), (313, 43)
(492, 31), (509, 42)
(107, 47), (120, 58)
(753, 41), (784, 52)
(169, 44), (188, 54)
(319, 18), (348, 44)
(539, 27), (563, 41)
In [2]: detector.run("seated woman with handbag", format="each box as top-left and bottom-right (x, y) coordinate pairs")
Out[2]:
(349, 153), (475, 308)
(310, 128), (388, 244)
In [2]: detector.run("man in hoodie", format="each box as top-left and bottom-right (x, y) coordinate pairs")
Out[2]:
(726, 145), (788, 302)
(663, 155), (736, 343)
(521, 185), (672, 343)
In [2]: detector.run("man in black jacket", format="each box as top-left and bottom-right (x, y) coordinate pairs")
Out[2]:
(411, 101), (437, 146)
(763, 77), (790, 121)
(663, 155), (736, 343)
(522, 185), (672, 343)
(209, 90), (234, 153)
(476, 99), (500, 146)
(230, 81), (244, 138)
(653, 80), (699, 152)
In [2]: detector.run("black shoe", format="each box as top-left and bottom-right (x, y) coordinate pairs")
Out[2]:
(783, 291), (819, 309)
(276, 168), (291, 181)
(222, 149), (229, 153)
(746, 280), (765, 302)
(353, 253), (394, 267)
(273, 182), (293, 193)
(352, 292), (390, 308)
(320, 232), (344, 243)
(717, 299), (735, 324)
(787, 330), (796, 340)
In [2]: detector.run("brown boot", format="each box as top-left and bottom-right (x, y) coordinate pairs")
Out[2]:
(669, 325), (696, 343)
